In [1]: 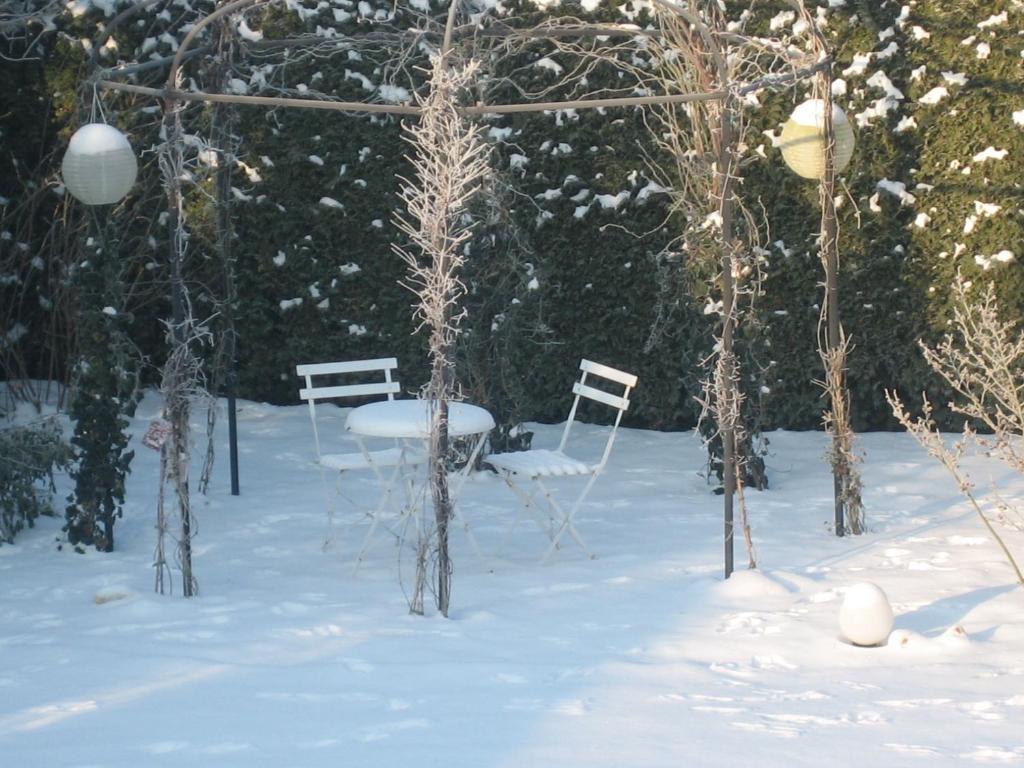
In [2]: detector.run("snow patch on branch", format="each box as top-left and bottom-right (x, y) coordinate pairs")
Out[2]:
(919, 87), (949, 106)
(972, 147), (1007, 163)
(977, 11), (1008, 29)
(876, 179), (915, 206)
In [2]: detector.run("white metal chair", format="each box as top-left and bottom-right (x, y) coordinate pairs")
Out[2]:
(486, 359), (637, 561)
(296, 358), (426, 569)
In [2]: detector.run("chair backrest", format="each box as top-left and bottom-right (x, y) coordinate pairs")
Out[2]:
(558, 359), (638, 470)
(296, 358), (400, 459)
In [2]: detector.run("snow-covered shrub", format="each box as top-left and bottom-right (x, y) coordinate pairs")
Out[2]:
(0, 419), (71, 545)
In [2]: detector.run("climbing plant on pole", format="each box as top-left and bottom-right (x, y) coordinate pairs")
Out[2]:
(393, 35), (491, 616)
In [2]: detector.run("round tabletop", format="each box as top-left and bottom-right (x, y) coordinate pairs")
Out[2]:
(345, 399), (495, 439)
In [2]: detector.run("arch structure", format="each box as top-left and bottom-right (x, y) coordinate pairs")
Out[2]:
(88, 0), (857, 584)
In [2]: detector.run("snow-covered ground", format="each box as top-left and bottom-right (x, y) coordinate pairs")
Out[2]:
(2, 393), (1023, 767)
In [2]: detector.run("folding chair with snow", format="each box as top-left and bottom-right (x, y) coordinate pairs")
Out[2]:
(296, 358), (426, 570)
(486, 359), (637, 561)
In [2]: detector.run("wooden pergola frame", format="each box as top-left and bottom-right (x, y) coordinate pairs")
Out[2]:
(92, 0), (850, 582)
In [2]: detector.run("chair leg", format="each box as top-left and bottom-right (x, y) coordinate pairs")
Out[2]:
(318, 463), (339, 552)
(500, 473), (555, 545)
(447, 432), (489, 559)
(352, 462), (405, 574)
(541, 473), (600, 562)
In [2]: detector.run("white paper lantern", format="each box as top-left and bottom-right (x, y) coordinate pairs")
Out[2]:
(62, 123), (137, 205)
(839, 582), (894, 646)
(779, 99), (855, 180)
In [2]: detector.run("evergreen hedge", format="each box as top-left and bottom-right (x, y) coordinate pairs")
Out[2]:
(1, 0), (1021, 433)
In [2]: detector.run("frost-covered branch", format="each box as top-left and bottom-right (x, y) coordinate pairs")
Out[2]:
(0, 0), (60, 58)
(392, 52), (491, 617)
(921, 277), (1024, 473)
(887, 392), (1023, 587)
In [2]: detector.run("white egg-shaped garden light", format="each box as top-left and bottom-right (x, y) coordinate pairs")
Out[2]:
(61, 123), (137, 205)
(779, 99), (855, 180)
(839, 582), (894, 647)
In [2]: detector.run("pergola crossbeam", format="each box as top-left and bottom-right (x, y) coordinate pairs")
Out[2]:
(99, 77), (731, 115)
(98, 58), (830, 117)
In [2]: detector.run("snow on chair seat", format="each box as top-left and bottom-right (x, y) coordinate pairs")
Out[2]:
(487, 449), (591, 477)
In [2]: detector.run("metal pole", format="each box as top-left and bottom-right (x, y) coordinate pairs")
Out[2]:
(719, 93), (737, 579)
(227, 352), (240, 495)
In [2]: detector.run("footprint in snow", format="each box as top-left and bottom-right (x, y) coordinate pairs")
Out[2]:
(271, 601), (311, 616)
(947, 535), (988, 546)
(284, 623), (346, 639)
(878, 698), (954, 709)
(343, 657), (374, 673)
(959, 701), (1003, 721)
(260, 514), (294, 525)
(729, 719), (801, 739)
(716, 612), (782, 637)
(710, 661), (756, 678)
(522, 582), (591, 595)
(200, 743), (251, 755)
(505, 698), (547, 712)
(299, 738), (340, 749)
(142, 741), (189, 755)
(252, 546), (290, 558)
(553, 666), (591, 682)
(908, 560), (955, 571)
(496, 672), (527, 684)
(551, 698), (590, 716)
(745, 688), (828, 706)
(358, 718), (429, 742)
(959, 746), (1024, 762)
(885, 743), (944, 756)
(854, 710), (886, 725)
(691, 703), (746, 714)
(839, 682), (881, 695)
(688, 693), (736, 703)
(153, 629), (219, 642)
(808, 589), (838, 604)
(761, 712), (845, 727)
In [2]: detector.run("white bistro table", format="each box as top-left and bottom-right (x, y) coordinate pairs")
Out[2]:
(346, 399), (495, 442)
(345, 399), (495, 559)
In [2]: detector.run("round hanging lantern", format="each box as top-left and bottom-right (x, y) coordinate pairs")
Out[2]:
(779, 99), (855, 180)
(61, 123), (137, 205)
(839, 582), (894, 647)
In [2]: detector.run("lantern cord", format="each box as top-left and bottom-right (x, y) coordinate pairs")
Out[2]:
(90, 83), (108, 125)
